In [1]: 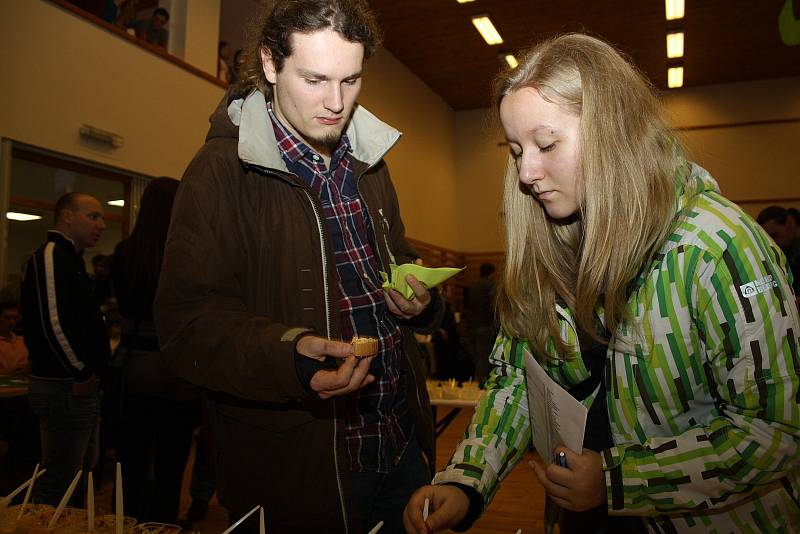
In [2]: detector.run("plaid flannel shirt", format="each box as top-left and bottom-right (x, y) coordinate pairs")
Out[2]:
(268, 103), (412, 473)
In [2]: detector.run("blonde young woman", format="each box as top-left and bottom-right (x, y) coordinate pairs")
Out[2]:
(403, 34), (800, 533)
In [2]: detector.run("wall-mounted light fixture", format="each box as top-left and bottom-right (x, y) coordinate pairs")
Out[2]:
(107, 200), (125, 207)
(79, 124), (124, 148)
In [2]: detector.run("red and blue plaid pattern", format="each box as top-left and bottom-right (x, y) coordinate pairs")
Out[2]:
(268, 103), (412, 473)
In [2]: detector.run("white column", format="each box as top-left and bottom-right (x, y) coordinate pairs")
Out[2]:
(162, 0), (220, 75)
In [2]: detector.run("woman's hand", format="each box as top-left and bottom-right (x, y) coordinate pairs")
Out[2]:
(403, 484), (470, 533)
(531, 447), (606, 512)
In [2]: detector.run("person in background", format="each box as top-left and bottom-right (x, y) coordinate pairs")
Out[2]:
(154, 1), (442, 532)
(90, 253), (114, 306)
(0, 300), (29, 376)
(102, 0), (131, 25)
(22, 192), (110, 506)
(218, 41), (232, 84)
(786, 207), (800, 240)
(229, 49), (246, 86)
(111, 177), (198, 524)
(431, 285), (464, 380)
(464, 262), (497, 385)
(404, 33), (800, 534)
(757, 206), (800, 303)
(186, 421), (218, 524)
(130, 7), (169, 50)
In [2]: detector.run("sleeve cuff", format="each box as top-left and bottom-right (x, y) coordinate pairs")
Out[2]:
(293, 332), (336, 395)
(397, 288), (442, 331)
(440, 482), (484, 532)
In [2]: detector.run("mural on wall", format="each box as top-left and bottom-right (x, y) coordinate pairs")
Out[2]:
(780, 0), (800, 45)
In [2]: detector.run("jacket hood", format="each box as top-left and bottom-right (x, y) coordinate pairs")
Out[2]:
(205, 88), (401, 173)
(676, 161), (720, 213)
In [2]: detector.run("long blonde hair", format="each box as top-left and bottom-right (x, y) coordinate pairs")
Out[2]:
(495, 34), (685, 358)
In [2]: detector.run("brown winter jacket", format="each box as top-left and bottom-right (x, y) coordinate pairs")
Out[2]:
(154, 89), (441, 533)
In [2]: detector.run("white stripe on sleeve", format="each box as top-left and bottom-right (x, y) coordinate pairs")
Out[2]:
(43, 242), (85, 371)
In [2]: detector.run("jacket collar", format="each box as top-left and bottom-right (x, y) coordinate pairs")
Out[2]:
(47, 230), (79, 251)
(229, 89), (401, 173)
(675, 161), (720, 214)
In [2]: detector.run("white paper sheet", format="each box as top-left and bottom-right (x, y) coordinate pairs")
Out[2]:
(524, 350), (588, 464)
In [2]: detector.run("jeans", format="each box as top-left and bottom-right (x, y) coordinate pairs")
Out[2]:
(348, 437), (431, 534)
(28, 377), (101, 506)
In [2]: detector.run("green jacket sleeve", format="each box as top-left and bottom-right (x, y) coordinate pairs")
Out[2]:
(431, 333), (532, 506)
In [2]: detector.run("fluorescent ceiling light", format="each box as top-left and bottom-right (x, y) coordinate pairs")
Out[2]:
(665, 0), (684, 20)
(108, 199), (125, 207)
(504, 54), (518, 68)
(7, 212), (42, 221)
(666, 32), (684, 58)
(457, 0), (476, 3)
(472, 15), (503, 45)
(668, 66), (684, 88)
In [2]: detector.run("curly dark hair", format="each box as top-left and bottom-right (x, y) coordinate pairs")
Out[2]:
(236, 0), (382, 97)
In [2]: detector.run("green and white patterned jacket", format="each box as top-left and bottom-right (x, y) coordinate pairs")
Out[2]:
(433, 164), (800, 533)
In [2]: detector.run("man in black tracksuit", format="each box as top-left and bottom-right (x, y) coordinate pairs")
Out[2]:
(22, 192), (110, 505)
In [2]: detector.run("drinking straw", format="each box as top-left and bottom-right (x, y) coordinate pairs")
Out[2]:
(16, 463), (39, 520)
(220, 505), (260, 534)
(366, 521), (384, 534)
(115, 463), (123, 534)
(259, 506), (265, 534)
(48, 470), (82, 528)
(87, 471), (95, 531)
(2, 468), (46, 507)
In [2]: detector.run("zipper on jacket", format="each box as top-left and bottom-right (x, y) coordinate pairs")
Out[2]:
(301, 189), (332, 341)
(250, 166), (348, 532)
(354, 179), (393, 272)
(332, 400), (350, 534)
(377, 208), (396, 265)
(302, 189), (348, 533)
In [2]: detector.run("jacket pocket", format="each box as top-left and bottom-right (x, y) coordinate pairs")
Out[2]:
(214, 401), (318, 433)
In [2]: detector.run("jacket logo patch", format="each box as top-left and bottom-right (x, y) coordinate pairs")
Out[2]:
(739, 275), (777, 298)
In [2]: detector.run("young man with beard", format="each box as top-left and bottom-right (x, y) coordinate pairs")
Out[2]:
(155, 1), (441, 532)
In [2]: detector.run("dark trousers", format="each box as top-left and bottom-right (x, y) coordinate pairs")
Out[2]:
(28, 378), (100, 506)
(115, 394), (197, 522)
(469, 326), (496, 384)
(348, 438), (431, 534)
(189, 425), (217, 503)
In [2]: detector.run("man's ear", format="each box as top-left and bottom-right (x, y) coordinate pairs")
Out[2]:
(260, 48), (277, 84)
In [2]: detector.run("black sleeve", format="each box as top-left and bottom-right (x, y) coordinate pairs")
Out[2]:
(441, 482), (484, 532)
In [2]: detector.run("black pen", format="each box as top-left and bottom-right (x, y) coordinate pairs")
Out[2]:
(554, 451), (568, 468)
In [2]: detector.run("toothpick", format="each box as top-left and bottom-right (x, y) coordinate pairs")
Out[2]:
(220, 505), (260, 534)
(49, 470), (82, 528)
(423, 497), (430, 521)
(366, 520), (384, 534)
(115, 462), (123, 534)
(17, 463), (39, 520)
(2, 468), (45, 507)
(87, 471), (95, 531)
